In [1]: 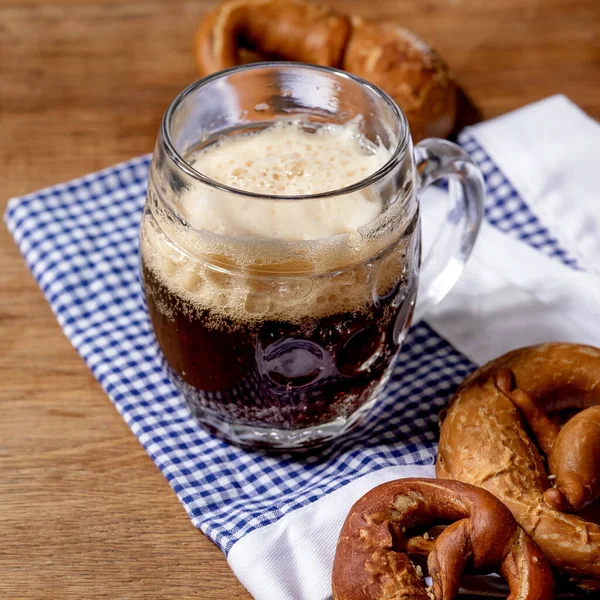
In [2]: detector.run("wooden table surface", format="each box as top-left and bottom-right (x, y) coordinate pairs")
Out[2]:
(1, 0), (599, 597)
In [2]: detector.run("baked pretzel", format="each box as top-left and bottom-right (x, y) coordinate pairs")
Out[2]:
(194, 0), (457, 141)
(332, 478), (554, 600)
(437, 343), (600, 590)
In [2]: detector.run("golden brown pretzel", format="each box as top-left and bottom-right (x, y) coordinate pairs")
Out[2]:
(332, 478), (554, 600)
(194, 0), (457, 141)
(437, 342), (600, 590)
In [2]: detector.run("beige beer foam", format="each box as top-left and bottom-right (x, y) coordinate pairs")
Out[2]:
(142, 121), (415, 325)
(183, 120), (388, 241)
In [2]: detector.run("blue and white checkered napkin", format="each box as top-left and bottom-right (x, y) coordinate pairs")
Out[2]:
(6, 95), (600, 600)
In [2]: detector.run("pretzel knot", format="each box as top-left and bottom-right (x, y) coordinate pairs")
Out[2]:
(194, 0), (457, 141)
(332, 478), (554, 600)
(438, 343), (600, 591)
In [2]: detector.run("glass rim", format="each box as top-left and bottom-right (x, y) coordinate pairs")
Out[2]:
(161, 62), (410, 201)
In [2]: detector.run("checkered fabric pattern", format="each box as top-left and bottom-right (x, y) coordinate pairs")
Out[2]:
(458, 132), (579, 267)
(4, 135), (576, 554)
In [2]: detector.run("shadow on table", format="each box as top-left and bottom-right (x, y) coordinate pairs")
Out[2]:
(450, 87), (484, 142)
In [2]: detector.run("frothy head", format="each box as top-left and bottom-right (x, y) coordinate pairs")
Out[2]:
(142, 119), (415, 325)
(182, 120), (391, 241)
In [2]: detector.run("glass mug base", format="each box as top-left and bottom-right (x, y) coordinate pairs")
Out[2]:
(172, 365), (395, 451)
(187, 395), (373, 450)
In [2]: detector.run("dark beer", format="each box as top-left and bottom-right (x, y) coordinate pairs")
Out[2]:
(142, 250), (415, 434)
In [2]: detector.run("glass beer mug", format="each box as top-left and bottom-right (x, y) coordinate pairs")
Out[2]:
(140, 63), (484, 450)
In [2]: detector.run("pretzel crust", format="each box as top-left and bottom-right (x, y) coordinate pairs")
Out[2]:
(437, 342), (600, 589)
(332, 478), (554, 600)
(195, 0), (351, 75)
(194, 0), (457, 141)
(343, 18), (457, 142)
(546, 405), (600, 513)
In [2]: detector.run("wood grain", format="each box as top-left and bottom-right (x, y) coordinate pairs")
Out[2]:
(1, 0), (598, 598)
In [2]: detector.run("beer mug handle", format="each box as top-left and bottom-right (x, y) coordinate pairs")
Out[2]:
(413, 138), (485, 322)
